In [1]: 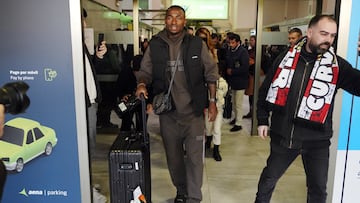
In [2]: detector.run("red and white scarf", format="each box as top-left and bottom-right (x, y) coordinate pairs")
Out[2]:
(266, 37), (339, 124)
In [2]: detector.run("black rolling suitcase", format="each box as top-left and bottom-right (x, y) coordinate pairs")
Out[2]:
(109, 94), (151, 203)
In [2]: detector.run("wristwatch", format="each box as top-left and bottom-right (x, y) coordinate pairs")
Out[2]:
(209, 98), (216, 103)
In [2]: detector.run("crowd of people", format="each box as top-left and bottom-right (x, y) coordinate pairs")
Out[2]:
(133, 8), (360, 203)
(131, 5), (360, 203)
(2, 4), (360, 203)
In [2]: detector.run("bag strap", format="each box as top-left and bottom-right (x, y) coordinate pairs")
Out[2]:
(166, 51), (181, 96)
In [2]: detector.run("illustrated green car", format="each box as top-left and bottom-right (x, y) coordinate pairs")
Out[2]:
(0, 117), (57, 172)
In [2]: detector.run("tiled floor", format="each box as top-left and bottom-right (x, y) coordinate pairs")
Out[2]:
(91, 96), (307, 203)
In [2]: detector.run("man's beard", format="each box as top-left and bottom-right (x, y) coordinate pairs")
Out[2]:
(309, 41), (331, 54)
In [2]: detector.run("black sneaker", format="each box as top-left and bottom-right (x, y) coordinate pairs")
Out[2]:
(230, 125), (242, 132)
(213, 147), (222, 161)
(243, 112), (252, 119)
(229, 119), (236, 125)
(174, 194), (187, 203)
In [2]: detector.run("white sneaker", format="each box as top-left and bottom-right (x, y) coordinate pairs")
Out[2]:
(93, 187), (107, 203)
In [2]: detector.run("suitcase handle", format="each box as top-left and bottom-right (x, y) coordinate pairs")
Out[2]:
(140, 93), (149, 146)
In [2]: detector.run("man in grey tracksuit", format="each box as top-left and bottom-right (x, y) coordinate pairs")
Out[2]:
(135, 5), (219, 203)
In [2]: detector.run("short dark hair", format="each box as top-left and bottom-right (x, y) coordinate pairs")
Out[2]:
(166, 5), (185, 16)
(228, 33), (241, 42)
(308, 14), (336, 28)
(226, 32), (234, 37)
(211, 33), (219, 39)
(288, 27), (302, 35)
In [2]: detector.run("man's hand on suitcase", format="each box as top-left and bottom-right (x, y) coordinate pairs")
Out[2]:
(136, 82), (148, 99)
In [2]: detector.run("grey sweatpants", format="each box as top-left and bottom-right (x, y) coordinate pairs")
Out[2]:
(159, 112), (204, 203)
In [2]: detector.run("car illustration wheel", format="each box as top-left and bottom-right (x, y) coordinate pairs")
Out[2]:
(45, 142), (53, 155)
(15, 158), (24, 172)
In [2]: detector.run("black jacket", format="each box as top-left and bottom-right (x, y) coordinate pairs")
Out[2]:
(150, 34), (208, 116)
(257, 46), (360, 149)
(225, 45), (249, 90)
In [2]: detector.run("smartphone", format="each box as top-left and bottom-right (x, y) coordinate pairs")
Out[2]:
(97, 33), (104, 50)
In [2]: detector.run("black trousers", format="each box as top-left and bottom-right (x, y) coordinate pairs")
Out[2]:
(255, 140), (329, 203)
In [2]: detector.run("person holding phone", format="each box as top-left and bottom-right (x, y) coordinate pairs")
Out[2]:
(82, 9), (107, 159)
(82, 8), (108, 203)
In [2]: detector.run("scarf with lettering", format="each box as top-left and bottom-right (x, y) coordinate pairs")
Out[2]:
(266, 37), (339, 124)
